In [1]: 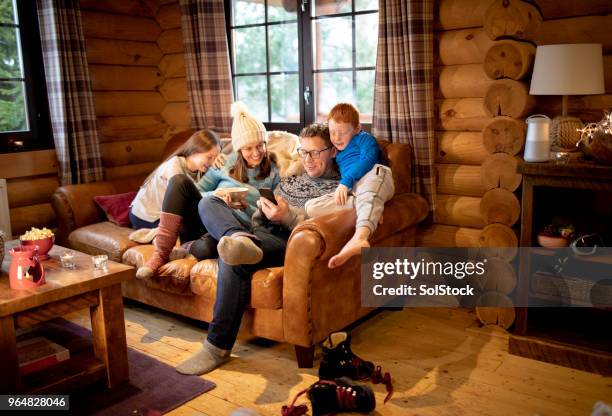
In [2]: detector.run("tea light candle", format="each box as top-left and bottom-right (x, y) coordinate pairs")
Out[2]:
(92, 254), (108, 270)
(60, 251), (75, 269)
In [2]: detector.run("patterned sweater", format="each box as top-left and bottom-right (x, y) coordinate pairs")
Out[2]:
(272, 169), (341, 229)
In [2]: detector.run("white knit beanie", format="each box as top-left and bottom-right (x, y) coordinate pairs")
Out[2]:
(230, 101), (267, 151)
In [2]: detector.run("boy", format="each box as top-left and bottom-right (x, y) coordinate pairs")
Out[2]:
(309, 103), (395, 268)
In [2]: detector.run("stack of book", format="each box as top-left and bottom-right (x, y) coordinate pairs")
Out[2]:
(17, 336), (70, 375)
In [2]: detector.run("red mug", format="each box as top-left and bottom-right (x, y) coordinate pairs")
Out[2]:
(9, 245), (46, 290)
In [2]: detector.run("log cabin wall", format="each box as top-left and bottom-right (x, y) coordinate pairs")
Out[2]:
(419, 0), (612, 249)
(80, 0), (190, 181)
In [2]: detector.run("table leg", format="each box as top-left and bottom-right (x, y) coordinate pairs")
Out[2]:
(90, 284), (129, 388)
(0, 315), (21, 393)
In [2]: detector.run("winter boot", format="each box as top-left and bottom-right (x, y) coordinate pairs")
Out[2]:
(136, 212), (182, 279)
(281, 377), (375, 416)
(319, 331), (393, 402)
(319, 331), (374, 380)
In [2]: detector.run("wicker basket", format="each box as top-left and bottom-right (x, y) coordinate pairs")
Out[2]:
(551, 116), (583, 150)
(582, 130), (612, 165)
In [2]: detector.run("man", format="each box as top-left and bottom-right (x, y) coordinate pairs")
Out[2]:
(175, 123), (353, 375)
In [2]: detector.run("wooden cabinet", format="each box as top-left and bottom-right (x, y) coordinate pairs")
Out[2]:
(511, 161), (612, 376)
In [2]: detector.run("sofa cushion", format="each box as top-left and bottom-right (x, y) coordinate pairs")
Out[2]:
(68, 222), (139, 262)
(190, 260), (284, 309)
(122, 245), (196, 295)
(93, 191), (137, 227)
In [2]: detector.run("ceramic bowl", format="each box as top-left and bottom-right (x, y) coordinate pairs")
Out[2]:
(223, 187), (249, 202)
(21, 235), (54, 260)
(537, 233), (569, 248)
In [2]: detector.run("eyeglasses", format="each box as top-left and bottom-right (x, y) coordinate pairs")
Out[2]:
(297, 146), (333, 159)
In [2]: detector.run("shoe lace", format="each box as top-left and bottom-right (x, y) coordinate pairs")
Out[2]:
(335, 384), (358, 410)
(371, 365), (393, 403)
(281, 387), (309, 416)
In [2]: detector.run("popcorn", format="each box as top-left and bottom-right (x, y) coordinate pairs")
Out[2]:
(20, 227), (54, 241)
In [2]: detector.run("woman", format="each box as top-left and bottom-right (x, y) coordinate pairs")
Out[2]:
(136, 101), (280, 279)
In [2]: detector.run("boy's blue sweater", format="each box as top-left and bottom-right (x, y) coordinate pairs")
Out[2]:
(335, 130), (381, 189)
(196, 153), (280, 224)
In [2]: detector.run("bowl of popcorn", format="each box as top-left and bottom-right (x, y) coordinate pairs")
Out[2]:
(20, 227), (55, 260)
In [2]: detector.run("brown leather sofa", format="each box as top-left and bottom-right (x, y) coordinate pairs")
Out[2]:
(51, 134), (428, 367)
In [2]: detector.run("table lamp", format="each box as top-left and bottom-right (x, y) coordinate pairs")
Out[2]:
(529, 43), (605, 150)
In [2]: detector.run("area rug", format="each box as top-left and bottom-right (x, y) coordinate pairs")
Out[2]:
(32, 320), (216, 416)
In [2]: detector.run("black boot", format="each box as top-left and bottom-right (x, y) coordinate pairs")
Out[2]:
(319, 331), (374, 380)
(282, 377), (375, 416)
(319, 331), (393, 403)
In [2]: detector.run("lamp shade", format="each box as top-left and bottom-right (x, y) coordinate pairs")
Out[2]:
(529, 44), (605, 95)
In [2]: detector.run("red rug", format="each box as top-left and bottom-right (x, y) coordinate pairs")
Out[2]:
(23, 320), (215, 416)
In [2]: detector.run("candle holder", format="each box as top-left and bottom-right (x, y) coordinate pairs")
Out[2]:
(92, 254), (108, 271)
(60, 251), (76, 269)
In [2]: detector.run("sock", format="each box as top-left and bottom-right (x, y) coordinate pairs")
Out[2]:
(217, 235), (263, 265)
(176, 340), (231, 375)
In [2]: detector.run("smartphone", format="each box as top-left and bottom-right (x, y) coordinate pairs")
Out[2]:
(259, 188), (277, 205)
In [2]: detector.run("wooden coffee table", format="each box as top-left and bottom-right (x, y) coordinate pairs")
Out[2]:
(0, 242), (134, 394)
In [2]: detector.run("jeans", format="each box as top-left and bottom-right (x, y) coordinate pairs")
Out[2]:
(129, 210), (159, 229)
(198, 195), (290, 350)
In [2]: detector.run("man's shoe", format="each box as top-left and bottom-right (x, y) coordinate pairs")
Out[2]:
(319, 331), (374, 380)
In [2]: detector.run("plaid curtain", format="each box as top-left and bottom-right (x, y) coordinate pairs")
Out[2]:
(180, 0), (234, 133)
(372, 0), (435, 211)
(37, 0), (103, 185)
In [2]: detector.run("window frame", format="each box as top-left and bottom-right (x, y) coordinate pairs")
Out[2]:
(224, 0), (377, 134)
(0, 0), (52, 154)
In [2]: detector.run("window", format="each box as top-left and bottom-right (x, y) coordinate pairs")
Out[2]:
(0, 0), (51, 153)
(225, 0), (378, 133)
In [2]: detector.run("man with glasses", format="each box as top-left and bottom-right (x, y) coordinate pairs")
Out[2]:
(177, 123), (352, 376)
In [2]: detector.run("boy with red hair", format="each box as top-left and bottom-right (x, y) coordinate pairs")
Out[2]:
(313, 103), (395, 268)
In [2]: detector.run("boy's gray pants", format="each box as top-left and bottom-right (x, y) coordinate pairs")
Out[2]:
(304, 164), (395, 234)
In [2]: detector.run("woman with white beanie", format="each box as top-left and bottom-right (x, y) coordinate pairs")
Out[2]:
(136, 101), (280, 279)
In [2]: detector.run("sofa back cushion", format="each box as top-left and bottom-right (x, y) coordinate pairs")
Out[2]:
(378, 140), (413, 195)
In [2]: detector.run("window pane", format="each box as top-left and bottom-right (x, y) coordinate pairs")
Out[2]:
(269, 23), (298, 72)
(0, 81), (27, 132)
(313, 17), (352, 70)
(235, 75), (269, 122)
(0, 26), (23, 78)
(234, 27), (266, 74)
(355, 13), (378, 68)
(0, 0), (17, 24)
(355, 0), (378, 11)
(356, 70), (374, 122)
(270, 73), (299, 122)
(314, 71), (353, 122)
(268, 0), (297, 22)
(313, 0), (351, 16)
(232, 0), (264, 26)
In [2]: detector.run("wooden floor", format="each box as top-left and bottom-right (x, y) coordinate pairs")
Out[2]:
(65, 304), (612, 416)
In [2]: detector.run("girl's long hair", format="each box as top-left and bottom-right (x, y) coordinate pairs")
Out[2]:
(229, 146), (273, 183)
(144, 129), (221, 185)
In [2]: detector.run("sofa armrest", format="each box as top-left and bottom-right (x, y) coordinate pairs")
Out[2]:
(282, 192), (428, 346)
(51, 175), (146, 244)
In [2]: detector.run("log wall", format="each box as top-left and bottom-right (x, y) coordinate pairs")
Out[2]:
(81, 0), (190, 182)
(429, 0), (612, 326)
(425, 0), (612, 250)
